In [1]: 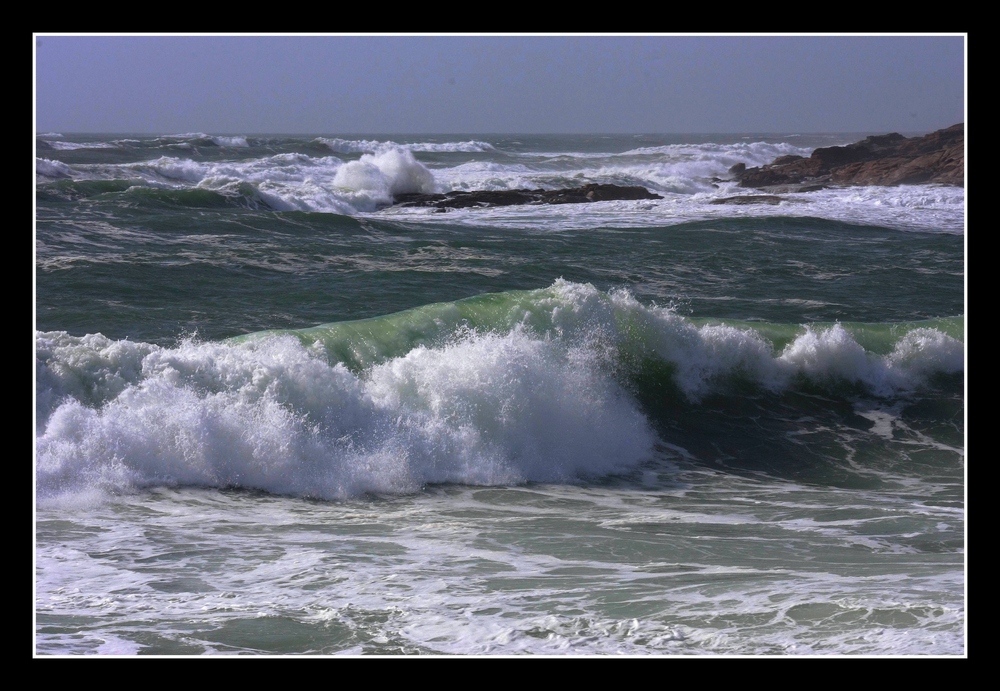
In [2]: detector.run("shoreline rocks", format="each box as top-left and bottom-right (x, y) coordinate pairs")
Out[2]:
(735, 123), (964, 189)
(388, 125), (963, 211)
(392, 183), (663, 210)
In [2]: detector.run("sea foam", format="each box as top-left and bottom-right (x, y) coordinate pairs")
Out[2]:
(332, 148), (437, 209)
(35, 282), (963, 504)
(36, 316), (654, 504)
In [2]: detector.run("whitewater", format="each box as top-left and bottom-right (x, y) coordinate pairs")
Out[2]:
(35, 132), (964, 655)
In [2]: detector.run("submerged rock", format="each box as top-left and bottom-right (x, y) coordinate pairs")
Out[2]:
(737, 123), (964, 189)
(393, 183), (663, 210)
(709, 195), (787, 205)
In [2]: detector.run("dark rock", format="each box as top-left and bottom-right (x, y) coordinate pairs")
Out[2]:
(771, 155), (804, 165)
(709, 195), (786, 205)
(728, 162), (746, 175)
(393, 183), (663, 210)
(744, 183), (828, 194)
(736, 124), (963, 189)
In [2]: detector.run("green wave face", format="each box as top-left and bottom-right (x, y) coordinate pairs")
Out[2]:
(234, 281), (963, 402)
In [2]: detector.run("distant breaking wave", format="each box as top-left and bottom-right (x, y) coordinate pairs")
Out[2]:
(32, 136), (964, 232)
(43, 140), (118, 150)
(159, 133), (250, 147)
(316, 137), (496, 154)
(35, 158), (73, 178)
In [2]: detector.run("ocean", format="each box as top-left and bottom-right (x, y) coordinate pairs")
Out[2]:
(34, 132), (965, 655)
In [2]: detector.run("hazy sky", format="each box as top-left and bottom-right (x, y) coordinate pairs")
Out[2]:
(34, 34), (965, 135)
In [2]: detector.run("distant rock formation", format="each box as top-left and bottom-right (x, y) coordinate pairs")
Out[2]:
(735, 123), (964, 190)
(392, 183), (663, 210)
(709, 195), (787, 205)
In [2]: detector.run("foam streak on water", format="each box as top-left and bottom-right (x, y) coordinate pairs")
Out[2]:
(35, 472), (964, 655)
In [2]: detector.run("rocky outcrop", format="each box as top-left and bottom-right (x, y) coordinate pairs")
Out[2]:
(736, 123), (964, 189)
(393, 183), (663, 210)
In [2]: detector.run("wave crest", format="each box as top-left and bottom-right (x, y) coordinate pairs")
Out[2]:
(35, 282), (963, 504)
